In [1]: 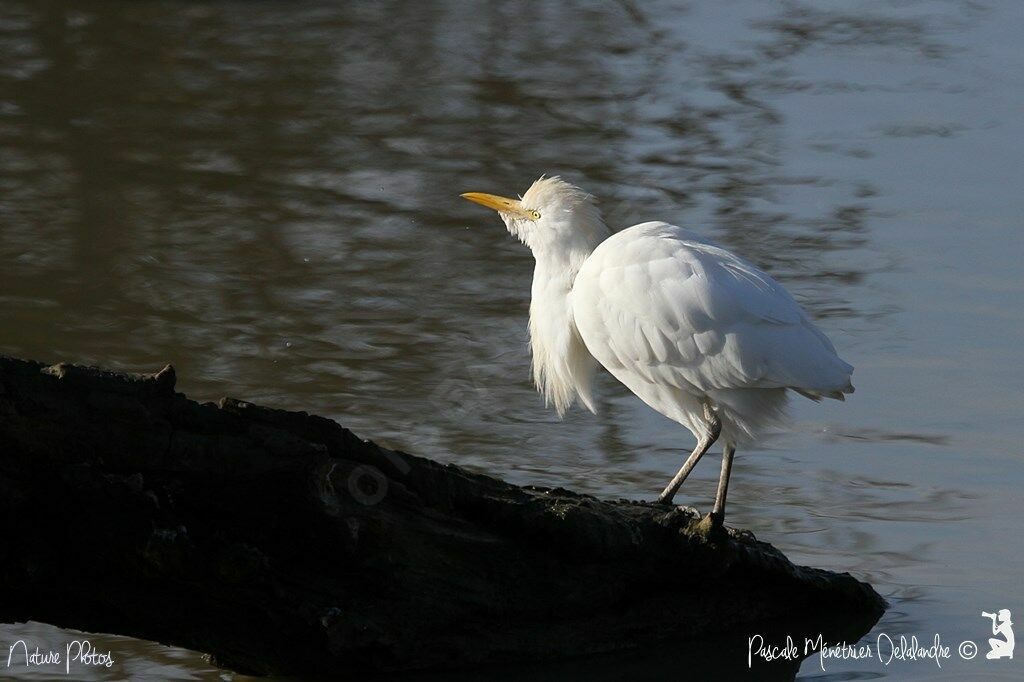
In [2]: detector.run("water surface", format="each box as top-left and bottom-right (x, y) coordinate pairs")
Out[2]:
(1, 0), (1022, 679)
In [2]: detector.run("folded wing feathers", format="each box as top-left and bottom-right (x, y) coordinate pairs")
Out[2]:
(576, 224), (854, 400)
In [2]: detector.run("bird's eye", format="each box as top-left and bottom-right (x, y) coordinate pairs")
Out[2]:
(528, 210), (541, 220)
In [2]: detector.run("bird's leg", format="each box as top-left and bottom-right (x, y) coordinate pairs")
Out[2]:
(709, 443), (736, 529)
(655, 438), (711, 505)
(655, 404), (721, 506)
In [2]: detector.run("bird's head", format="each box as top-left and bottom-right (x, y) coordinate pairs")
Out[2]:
(461, 176), (608, 257)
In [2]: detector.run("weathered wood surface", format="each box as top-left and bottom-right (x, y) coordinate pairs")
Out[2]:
(0, 355), (884, 677)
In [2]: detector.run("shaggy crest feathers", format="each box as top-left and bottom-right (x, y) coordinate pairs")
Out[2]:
(520, 175), (597, 217)
(525, 177), (606, 243)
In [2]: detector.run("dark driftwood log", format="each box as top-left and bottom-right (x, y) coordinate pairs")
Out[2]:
(0, 355), (884, 677)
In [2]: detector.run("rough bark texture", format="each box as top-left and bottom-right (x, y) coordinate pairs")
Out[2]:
(0, 356), (884, 677)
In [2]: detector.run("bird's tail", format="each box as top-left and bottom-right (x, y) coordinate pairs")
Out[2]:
(793, 381), (854, 402)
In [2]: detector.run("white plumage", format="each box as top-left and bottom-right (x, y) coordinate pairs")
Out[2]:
(573, 220), (853, 444)
(462, 176), (853, 528)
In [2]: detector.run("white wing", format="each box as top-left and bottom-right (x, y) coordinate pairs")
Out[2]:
(571, 222), (854, 400)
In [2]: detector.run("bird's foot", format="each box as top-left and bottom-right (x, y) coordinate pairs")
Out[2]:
(653, 494), (675, 507)
(692, 511), (728, 542)
(650, 498), (701, 521)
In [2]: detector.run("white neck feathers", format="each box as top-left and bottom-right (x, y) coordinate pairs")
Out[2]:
(528, 246), (600, 417)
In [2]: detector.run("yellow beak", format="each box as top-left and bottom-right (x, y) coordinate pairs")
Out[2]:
(461, 192), (533, 219)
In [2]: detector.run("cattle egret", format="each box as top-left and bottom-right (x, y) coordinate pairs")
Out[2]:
(461, 177), (853, 529)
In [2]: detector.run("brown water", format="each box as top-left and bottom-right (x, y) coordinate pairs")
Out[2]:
(2, 0), (1023, 679)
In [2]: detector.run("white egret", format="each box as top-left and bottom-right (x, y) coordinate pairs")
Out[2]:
(461, 177), (853, 529)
